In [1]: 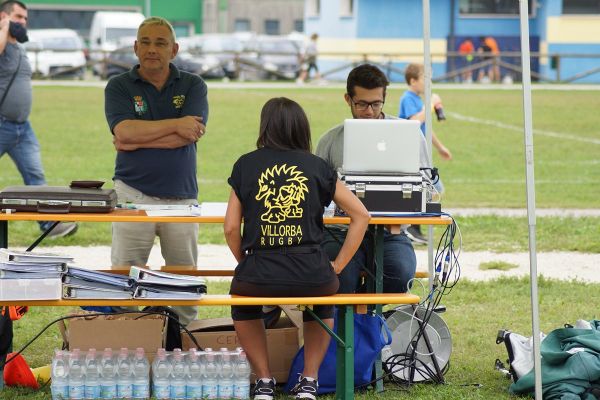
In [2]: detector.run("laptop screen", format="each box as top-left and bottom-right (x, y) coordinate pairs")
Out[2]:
(342, 119), (421, 174)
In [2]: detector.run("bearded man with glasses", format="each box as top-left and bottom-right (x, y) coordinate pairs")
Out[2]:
(315, 63), (432, 295)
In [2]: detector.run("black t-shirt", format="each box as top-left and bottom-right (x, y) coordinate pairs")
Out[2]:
(228, 147), (338, 286)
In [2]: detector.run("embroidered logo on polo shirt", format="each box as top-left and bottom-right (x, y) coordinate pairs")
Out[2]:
(172, 95), (185, 109)
(133, 96), (147, 115)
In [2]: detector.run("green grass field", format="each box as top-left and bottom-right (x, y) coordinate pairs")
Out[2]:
(0, 85), (598, 249)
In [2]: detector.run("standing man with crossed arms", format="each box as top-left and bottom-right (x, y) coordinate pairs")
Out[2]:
(104, 17), (208, 326)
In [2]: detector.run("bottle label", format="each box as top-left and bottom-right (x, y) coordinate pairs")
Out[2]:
(186, 384), (203, 398)
(233, 383), (250, 399)
(132, 382), (150, 398)
(170, 383), (186, 398)
(202, 384), (218, 399)
(153, 383), (170, 399)
(100, 383), (117, 399)
(117, 382), (133, 397)
(51, 384), (69, 400)
(219, 383), (234, 399)
(68, 384), (85, 399)
(85, 384), (101, 399)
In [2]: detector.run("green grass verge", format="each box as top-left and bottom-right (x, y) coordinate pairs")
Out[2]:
(6, 277), (600, 399)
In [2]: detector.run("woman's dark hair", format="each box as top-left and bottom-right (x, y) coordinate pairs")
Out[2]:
(256, 97), (312, 152)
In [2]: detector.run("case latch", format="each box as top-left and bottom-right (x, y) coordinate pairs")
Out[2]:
(401, 183), (413, 199)
(355, 183), (366, 198)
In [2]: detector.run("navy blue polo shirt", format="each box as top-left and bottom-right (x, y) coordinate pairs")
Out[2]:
(105, 64), (208, 198)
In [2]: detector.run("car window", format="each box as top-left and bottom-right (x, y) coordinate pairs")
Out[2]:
(202, 37), (243, 53)
(40, 36), (83, 50)
(258, 40), (297, 54)
(106, 28), (139, 43)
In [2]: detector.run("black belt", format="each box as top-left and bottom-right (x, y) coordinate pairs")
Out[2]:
(246, 245), (320, 255)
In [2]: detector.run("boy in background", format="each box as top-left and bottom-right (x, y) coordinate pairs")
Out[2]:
(399, 63), (451, 243)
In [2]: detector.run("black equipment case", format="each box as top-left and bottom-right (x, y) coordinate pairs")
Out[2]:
(341, 174), (426, 215)
(0, 182), (117, 213)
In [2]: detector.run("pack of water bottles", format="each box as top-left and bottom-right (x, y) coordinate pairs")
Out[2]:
(51, 347), (151, 400)
(152, 347), (251, 400)
(51, 346), (251, 400)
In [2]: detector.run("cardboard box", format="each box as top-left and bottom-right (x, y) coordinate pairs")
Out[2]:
(182, 306), (303, 383)
(60, 312), (166, 362)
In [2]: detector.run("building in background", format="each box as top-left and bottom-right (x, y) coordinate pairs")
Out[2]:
(23, 0), (203, 42)
(305, 0), (600, 83)
(202, 0), (304, 35)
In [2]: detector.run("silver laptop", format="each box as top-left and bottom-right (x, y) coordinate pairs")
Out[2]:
(342, 119), (421, 174)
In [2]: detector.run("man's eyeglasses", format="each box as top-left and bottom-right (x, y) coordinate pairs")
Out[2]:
(349, 98), (385, 112)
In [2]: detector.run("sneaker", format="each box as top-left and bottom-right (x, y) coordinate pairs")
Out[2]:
(406, 225), (427, 245)
(42, 222), (78, 239)
(291, 375), (318, 400)
(262, 306), (282, 328)
(253, 377), (276, 400)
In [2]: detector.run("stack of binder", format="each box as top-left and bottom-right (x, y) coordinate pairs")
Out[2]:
(63, 267), (135, 299)
(129, 266), (207, 299)
(0, 248), (72, 300)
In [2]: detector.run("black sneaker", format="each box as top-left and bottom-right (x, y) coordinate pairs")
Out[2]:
(43, 222), (78, 239)
(290, 375), (318, 400)
(406, 225), (427, 245)
(253, 377), (276, 400)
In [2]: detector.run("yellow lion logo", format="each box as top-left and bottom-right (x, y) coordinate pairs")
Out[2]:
(172, 95), (185, 109)
(255, 164), (309, 223)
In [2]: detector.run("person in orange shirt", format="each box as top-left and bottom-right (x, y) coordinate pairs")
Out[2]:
(477, 36), (501, 83)
(458, 38), (475, 83)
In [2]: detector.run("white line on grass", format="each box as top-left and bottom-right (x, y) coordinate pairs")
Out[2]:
(447, 111), (600, 145)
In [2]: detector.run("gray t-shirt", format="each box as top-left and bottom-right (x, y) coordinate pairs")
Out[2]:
(315, 114), (433, 173)
(0, 43), (32, 123)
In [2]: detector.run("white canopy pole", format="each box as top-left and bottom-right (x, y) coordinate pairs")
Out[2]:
(518, 1), (543, 398)
(422, 0), (435, 289)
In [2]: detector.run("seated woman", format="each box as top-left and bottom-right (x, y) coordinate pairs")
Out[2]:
(224, 97), (369, 400)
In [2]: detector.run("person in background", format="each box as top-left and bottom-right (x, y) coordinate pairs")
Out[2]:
(316, 64), (431, 294)
(477, 35), (501, 83)
(0, 0), (77, 238)
(225, 97), (369, 400)
(297, 33), (321, 84)
(104, 16), (208, 326)
(399, 63), (451, 244)
(458, 38), (475, 83)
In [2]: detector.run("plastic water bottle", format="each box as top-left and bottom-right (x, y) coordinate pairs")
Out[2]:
(170, 349), (187, 399)
(116, 348), (133, 399)
(233, 351), (251, 400)
(218, 351), (234, 399)
(84, 349), (101, 400)
(152, 348), (171, 399)
(186, 348), (203, 400)
(201, 351), (218, 399)
(131, 348), (150, 399)
(51, 350), (70, 400)
(100, 348), (117, 399)
(68, 349), (85, 400)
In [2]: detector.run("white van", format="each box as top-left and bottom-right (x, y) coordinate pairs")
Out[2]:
(25, 29), (86, 79)
(89, 11), (145, 56)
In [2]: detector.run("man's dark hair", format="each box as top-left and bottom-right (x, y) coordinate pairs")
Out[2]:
(257, 97), (312, 152)
(0, 1), (27, 14)
(346, 63), (389, 98)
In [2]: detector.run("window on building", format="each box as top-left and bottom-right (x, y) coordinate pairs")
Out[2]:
(234, 18), (251, 32)
(459, 0), (535, 15)
(563, 0), (600, 14)
(307, 0), (320, 17)
(28, 9), (96, 39)
(264, 20), (280, 35)
(340, 0), (354, 17)
(294, 19), (304, 33)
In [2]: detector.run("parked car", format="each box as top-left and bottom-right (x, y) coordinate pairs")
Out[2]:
(25, 29), (86, 79)
(102, 46), (224, 80)
(181, 34), (247, 79)
(251, 36), (302, 80)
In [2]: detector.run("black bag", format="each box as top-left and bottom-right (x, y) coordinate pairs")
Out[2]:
(142, 306), (182, 351)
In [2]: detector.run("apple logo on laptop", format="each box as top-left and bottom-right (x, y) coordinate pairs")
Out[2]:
(377, 140), (387, 152)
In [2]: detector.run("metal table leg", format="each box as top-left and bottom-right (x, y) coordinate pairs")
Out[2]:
(337, 305), (355, 400)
